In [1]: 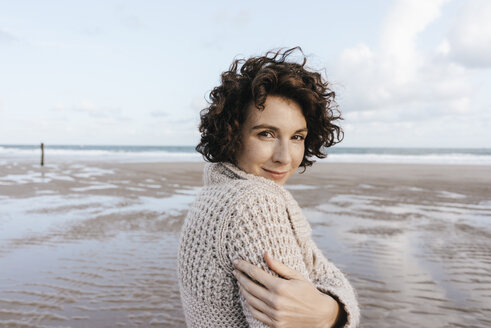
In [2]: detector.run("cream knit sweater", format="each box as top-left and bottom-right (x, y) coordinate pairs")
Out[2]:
(177, 162), (360, 327)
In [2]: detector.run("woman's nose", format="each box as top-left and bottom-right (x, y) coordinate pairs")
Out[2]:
(272, 139), (291, 164)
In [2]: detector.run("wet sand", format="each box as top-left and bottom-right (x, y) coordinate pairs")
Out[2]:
(0, 161), (490, 327)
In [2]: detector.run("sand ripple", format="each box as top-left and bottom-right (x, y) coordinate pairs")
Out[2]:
(1, 162), (490, 327)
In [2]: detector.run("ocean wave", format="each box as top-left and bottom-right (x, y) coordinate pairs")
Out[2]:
(321, 153), (491, 165)
(1, 145), (491, 165)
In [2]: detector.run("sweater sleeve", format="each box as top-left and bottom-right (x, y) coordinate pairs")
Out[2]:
(308, 239), (360, 328)
(221, 189), (311, 328)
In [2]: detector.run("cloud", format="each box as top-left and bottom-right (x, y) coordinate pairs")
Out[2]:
(334, 0), (472, 125)
(149, 110), (167, 117)
(379, 0), (446, 79)
(446, 0), (491, 68)
(328, 0), (491, 146)
(0, 29), (18, 44)
(121, 15), (143, 29)
(212, 9), (251, 29)
(149, 97), (206, 120)
(53, 101), (129, 121)
(190, 96), (207, 111)
(112, 2), (143, 30)
(79, 26), (103, 37)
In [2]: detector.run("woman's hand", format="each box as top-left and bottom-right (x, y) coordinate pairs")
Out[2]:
(233, 252), (341, 328)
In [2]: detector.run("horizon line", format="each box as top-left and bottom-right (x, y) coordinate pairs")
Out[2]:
(1, 144), (490, 150)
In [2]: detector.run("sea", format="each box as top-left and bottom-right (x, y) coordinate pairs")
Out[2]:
(1, 144), (491, 165)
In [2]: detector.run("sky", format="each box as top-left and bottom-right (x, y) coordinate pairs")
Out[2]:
(0, 0), (490, 148)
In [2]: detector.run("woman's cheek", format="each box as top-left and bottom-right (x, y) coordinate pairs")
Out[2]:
(292, 144), (305, 166)
(246, 139), (271, 164)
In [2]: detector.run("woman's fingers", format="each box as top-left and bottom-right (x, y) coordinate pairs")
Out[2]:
(233, 269), (274, 307)
(233, 256), (342, 327)
(238, 281), (275, 321)
(246, 301), (275, 327)
(264, 252), (305, 280)
(233, 258), (277, 290)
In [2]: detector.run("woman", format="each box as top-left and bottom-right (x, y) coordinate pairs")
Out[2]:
(177, 48), (359, 327)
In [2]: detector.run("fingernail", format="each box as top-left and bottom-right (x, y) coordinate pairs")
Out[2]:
(233, 259), (238, 265)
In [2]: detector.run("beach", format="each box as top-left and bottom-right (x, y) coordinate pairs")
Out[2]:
(0, 160), (490, 327)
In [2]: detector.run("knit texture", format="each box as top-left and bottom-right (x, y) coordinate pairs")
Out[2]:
(177, 162), (360, 327)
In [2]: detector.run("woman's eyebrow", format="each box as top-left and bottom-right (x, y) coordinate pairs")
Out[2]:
(251, 124), (308, 133)
(251, 124), (278, 131)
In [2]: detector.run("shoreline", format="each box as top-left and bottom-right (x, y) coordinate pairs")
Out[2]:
(2, 161), (490, 203)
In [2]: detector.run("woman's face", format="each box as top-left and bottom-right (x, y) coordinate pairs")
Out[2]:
(235, 95), (307, 185)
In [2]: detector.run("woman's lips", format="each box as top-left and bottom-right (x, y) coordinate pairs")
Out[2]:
(262, 168), (288, 179)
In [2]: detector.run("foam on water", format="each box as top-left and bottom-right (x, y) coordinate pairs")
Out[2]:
(70, 184), (119, 192)
(321, 153), (491, 165)
(2, 145), (491, 165)
(285, 184), (318, 190)
(0, 164), (114, 188)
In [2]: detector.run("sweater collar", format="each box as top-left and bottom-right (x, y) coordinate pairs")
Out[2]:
(203, 162), (284, 191)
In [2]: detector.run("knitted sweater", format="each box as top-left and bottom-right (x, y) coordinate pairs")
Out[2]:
(177, 162), (360, 327)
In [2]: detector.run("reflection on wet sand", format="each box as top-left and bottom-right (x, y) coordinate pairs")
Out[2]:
(0, 161), (490, 327)
(307, 193), (490, 327)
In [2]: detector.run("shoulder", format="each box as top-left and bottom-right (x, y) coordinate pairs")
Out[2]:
(201, 177), (287, 208)
(234, 180), (290, 216)
(220, 180), (291, 234)
(215, 181), (296, 271)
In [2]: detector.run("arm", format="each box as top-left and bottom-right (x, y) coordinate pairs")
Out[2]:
(234, 252), (342, 327)
(283, 190), (359, 327)
(222, 190), (338, 327)
(307, 240), (360, 328)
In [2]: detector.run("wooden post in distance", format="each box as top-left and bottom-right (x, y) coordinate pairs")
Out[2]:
(40, 143), (45, 166)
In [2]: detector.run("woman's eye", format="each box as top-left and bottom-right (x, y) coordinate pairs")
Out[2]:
(292, 135), (305, 141)
(258, 131), (274, 138)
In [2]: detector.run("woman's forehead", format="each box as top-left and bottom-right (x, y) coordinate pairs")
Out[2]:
(244, 96), (307, 129)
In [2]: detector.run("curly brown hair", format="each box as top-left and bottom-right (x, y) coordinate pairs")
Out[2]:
(196, 47), (343, 169)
